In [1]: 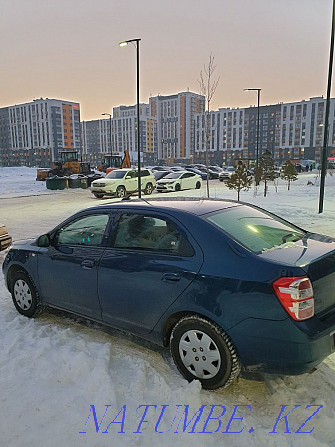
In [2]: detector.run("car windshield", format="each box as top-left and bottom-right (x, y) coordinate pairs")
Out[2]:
(106, 170), (127, 179)
(163, 172), (182, 179)
(205, 205), (306, 253)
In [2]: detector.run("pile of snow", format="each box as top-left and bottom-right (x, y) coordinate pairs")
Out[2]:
(0, 167), (335, 446)
(0, 167), (48, 197)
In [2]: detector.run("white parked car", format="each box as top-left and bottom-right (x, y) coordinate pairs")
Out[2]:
(156, 171), (202, 192)
(90, 168), (156, 199)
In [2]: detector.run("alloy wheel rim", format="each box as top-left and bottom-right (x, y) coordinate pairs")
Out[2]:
(14, 279), (32, 310)
(179, 329), (221, 379)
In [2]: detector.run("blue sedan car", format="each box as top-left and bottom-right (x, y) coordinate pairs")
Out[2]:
(2, 198), (335, 389)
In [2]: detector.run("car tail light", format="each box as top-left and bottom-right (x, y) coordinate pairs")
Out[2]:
(272, 276), (314, 321)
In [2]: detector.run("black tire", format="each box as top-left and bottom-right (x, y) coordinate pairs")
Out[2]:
(116, 186), (126, 198)
(170, 315), (241, 389)
(175, 183), (181, 192)
(144, 182), (153, 195)
(11, 270), (43, 318)
(219, 178), (223, 182)
(196, 181), (201, 189)
(93, 192), (104, 199)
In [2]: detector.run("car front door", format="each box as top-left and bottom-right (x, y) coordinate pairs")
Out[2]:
(98, 211), (203, 334)
(37, 212), (112, 319)
(124, 170), (138, 192)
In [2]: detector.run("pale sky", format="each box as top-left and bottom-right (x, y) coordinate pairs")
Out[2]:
(1, 0), (333, 120)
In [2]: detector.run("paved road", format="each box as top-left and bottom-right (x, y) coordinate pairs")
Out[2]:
(0, 188), (185, 241)
(0, 189), (106, 241)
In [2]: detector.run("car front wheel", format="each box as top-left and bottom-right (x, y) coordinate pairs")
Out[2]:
(93, 192), (104, 199)
(170, 315), (241, 389)
(11, 271), (43, 318)
(116, 186), (126, 198)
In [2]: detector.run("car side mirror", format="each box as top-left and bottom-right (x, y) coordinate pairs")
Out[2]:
(37, 234), (50, 247)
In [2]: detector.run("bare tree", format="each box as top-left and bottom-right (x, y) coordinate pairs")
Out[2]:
(199, 53), (220, 198)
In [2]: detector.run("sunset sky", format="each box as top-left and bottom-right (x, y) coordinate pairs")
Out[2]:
(1, 0), (333, 120)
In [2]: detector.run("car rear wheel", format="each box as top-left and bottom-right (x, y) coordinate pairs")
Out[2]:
(196, 181), (201, 189)
(11, 271), (43, 318)
(170, 315), (241, 389)
(144, 182), (153, 195)
(175, 183), (181, 192)
(93, 192), (104, 199)
(116, 186), (126, 198)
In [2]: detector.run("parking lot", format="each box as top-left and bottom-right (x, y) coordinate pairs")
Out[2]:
(1, 167), (335, 446)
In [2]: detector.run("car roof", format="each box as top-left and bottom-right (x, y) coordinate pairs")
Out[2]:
(112, 168), (151, 172)
(88, 198), (241, 216)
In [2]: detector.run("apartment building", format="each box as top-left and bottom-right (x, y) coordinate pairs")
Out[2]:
(112, 104), (158, 165)
(0, 98), (81, 167)
(195, 107), (247, 165)
(3, 94), (335, 168)
(279, 97), (335, 162)
(195, 97), (335, 166)
(81, 118), (111, 166)
(81, 104), (158, 166)
(149, 91), (205, 163)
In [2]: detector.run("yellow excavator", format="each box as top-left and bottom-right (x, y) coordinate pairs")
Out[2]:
(97, 150), (131, 174)
(36, 151), (91, 180)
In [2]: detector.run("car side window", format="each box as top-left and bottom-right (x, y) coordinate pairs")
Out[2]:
(113, 213), (194, 256)
(54, 214), (110, 246)
(125, 171), (135, 179)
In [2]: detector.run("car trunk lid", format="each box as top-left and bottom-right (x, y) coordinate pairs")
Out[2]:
(259, 233), (335, 315)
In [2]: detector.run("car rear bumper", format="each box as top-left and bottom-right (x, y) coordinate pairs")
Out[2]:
(228, 316), (335, 375)
(0, 225), (12, 251)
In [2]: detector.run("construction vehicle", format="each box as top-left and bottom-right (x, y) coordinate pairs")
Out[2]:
(97, 150), (131, 174)
(36, 151), (92, 180)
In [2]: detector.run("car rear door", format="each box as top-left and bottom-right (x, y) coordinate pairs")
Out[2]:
(180, 172), (194, 189)
(98, 210), (203, 334)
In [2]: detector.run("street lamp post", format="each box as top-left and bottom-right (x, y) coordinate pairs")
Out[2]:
(244, 88), (261, 169)
(319, 0), (335, 213)
(102, 113), (112, 155)
(120, 38), (142, 198)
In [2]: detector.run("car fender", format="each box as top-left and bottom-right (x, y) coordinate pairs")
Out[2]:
(3, 247), (41, 296)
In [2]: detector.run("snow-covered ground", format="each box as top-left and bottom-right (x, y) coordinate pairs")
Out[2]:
(1, 166), (335, 447)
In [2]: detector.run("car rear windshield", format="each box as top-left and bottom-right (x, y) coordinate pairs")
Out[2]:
(205, 205), (306, 253)
(106, 170), (127, 179)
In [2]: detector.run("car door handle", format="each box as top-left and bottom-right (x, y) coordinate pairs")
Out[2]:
(161, 273), (181, 282)
(81, 260), (94, 269)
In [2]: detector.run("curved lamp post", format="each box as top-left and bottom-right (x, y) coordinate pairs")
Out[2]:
(119, 38), (142, 198)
